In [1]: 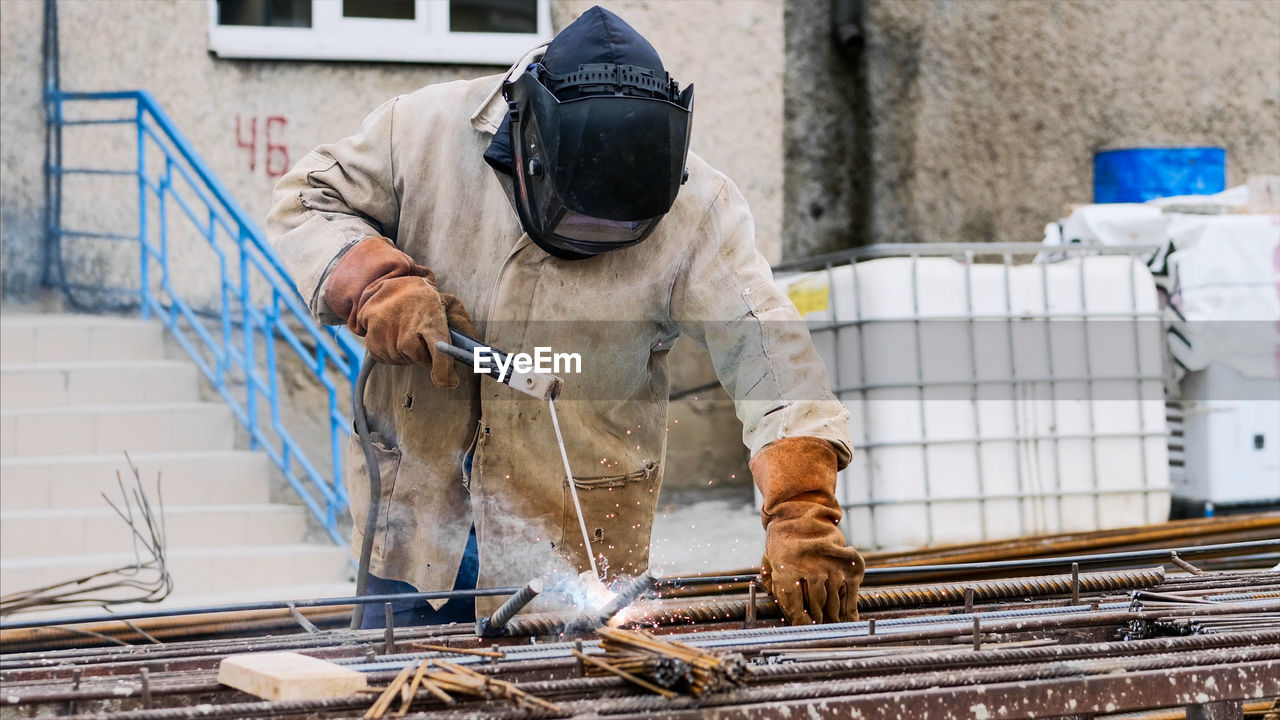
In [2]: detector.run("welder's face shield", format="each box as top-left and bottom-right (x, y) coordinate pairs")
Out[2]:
(504, 67), (694, 260)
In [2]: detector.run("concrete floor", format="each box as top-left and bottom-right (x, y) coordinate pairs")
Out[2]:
(648, 487), (763, 576)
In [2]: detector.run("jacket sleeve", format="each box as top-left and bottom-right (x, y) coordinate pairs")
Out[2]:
(266, 97), (403, 324)
(670, 176), (853, 467)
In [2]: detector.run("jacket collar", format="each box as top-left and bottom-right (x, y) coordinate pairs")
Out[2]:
(470, 43), (548, 135)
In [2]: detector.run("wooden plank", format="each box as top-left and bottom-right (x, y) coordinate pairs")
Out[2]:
(218, 651), (367, 701)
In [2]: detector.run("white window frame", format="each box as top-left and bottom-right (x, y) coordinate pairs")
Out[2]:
(207, 0), (551, 65)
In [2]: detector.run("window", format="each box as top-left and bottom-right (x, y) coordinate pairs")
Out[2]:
(208, 0), (550, 64)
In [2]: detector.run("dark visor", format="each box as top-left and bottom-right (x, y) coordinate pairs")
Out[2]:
(506, 66), (693, 256)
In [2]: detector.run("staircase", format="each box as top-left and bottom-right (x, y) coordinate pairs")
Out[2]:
(0, 313), (353, 613)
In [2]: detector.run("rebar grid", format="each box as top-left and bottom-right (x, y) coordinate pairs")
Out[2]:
(3, 527), (1277, 719)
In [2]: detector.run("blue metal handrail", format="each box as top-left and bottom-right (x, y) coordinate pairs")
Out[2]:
(46, 89), (361, 547)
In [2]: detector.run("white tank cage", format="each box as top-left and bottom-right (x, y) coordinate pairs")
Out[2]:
(770, 243), (1170, 551)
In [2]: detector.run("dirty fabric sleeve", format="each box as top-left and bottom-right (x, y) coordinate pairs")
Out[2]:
(266, 97), (403, 324)
(670, 176), (853, 467)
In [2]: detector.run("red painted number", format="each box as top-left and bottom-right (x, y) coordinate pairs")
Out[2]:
(265, 116), (289, 179)
(236, 116), (257, 173)
(235, 115), (290, 178)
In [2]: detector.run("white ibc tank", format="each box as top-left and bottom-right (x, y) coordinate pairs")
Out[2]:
(778, 251), (1170, 550)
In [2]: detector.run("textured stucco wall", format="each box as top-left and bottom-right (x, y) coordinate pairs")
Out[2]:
(0, 0), (48, 298)
(785, 0), (1280, 258)
(554, 0), (785, 262)
(0, 0), (784, 299)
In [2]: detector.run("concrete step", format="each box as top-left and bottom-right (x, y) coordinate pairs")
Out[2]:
(0, 360), (200, 409)
(1, 504), (310, 558)
(1, 314), (165, 363)
(0, 545), (351, 599)
(0, 403), (235, 457)
(0, 451), (271, 510)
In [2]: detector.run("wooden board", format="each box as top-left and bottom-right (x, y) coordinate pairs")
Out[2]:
(218, 651), (368, 701)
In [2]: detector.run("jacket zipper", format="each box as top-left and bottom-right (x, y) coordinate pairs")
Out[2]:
(472, 234), (528, 493)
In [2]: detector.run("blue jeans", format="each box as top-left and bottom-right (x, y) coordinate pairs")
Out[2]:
(359, 525), (479, 629)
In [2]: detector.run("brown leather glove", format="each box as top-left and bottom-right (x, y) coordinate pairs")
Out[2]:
(323, 237), (477, 388)
(753, 436), (865, 625)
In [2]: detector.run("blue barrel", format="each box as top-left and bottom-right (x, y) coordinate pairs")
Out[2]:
(1093, 147), (1226, 203)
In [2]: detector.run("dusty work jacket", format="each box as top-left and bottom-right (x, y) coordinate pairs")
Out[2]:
(267, 60), (852, 612)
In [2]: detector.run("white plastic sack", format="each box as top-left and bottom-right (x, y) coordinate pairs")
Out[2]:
(1164, 213), (1280, 379)
(1041, 188), (1279, 382)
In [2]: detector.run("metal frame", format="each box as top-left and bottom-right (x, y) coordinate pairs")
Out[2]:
(44, 89), (362, 546)
(205, 0), (553, 65)
(6, 538), (1273, 632)
(775, 243), (1168, 549)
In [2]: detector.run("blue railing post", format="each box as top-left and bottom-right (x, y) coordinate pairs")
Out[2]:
(238, 225), (258, 450)
(136, 96), (150, 320)
(48, 89), (361, 550)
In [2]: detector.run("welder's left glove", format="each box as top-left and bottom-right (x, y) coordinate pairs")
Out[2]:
(753, 436), (865, 625)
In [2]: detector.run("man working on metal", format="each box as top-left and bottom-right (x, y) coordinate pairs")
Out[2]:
(268, 6), (862, 629)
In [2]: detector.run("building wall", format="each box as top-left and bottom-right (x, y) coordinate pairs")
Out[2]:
(0, 0), (784, 300)
(0, 0), (48, 299)
(0, 0), (777, 491)
(784, 0), (1280, 258)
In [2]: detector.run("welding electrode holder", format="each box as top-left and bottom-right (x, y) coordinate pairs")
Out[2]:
(435, 330), (563, 401)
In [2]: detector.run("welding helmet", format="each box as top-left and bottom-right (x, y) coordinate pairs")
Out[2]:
(501, 11), (693, 260)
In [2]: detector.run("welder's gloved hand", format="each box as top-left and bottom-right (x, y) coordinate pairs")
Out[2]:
(753, 436), (865, 625)
(323, 236), (477, 388)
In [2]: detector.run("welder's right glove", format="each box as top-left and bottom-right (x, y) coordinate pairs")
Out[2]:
(753, 436), (865, 625)
(323, 236), (477, 388)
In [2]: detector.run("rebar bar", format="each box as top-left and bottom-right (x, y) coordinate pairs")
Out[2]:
(865, 513), (1280, 568)
(595, 572), (657, 626)
(4, 529), (1277, 720)
(746, 627), (1280, 681)
(426, 644), (1280, 720)
(5, 540), (1271, 636)
(501, 566), (1165, 635)
(0, 588), (522, 632)
(477, 579), (544, 638)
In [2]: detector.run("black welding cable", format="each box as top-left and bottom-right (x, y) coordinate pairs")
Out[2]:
(348, 330), (489, 630)
(350, 353), (380, 630)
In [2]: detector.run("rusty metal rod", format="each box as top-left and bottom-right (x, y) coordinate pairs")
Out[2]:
(7, 539), (1272, 637)
(864, 513), (1280, 567)
(0, 587), (522, 632)
(745, 628), (1280, 681)
(427, 645), (1280, 720)
(12, 597), (1280, 712)
(0, 621), (474, 672)
(34, 637), (1280, 720)
(14, 628), (1279, 709)
(594, 572), (657, 627)
(501, 567), (1166, 635)
(475, 579), (543, 638)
